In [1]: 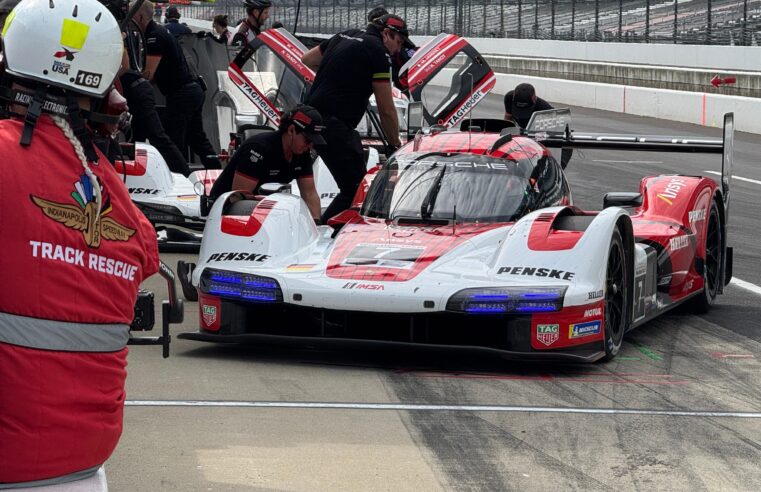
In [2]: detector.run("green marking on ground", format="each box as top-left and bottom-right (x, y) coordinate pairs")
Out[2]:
(618, 356), (642, 361)
(631, 343), (662, 361)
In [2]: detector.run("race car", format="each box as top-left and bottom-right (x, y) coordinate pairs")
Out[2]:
(178, 34), (734, 362)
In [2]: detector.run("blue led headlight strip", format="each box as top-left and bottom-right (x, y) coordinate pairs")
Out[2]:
(447, 287), (567, 314)
(200, 268), (283, 303)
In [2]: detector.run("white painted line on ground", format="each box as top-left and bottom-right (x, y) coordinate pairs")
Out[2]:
(705, 170), (761, 185)
(593, 160), (663, 164)
(730, 277), (761, 296)
(126, 400), (761, 418)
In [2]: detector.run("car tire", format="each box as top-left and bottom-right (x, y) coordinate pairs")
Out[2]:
(226, 199), (258, 216)
(690, 200), (722, 313)
(602, 228), (628, 361)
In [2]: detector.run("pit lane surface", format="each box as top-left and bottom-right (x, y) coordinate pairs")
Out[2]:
(110, 94), (761, 491)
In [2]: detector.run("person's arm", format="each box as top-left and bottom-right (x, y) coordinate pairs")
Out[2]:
(231, 172), (260, 194)
(141, 55), (161, 81)
(301, 46), (323, 72)
(503, 91), (513, 121)
(296, 176), (321, 220)
(373, 81), (401, 148)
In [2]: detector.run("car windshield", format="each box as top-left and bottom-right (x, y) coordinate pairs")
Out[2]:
(361, 154), (539, 223)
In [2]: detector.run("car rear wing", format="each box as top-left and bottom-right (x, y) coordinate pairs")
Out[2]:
(527, 110), (734, 220)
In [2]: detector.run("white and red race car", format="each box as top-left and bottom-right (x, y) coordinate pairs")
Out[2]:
(178, 33), (735, 362)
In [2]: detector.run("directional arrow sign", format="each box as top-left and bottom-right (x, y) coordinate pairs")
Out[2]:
(711, 75), (737, 88)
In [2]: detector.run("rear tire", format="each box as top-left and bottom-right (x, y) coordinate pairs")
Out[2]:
(602, 228), (628, 361)
(690, 200), (722, 313)
(225, 199), (258, 216)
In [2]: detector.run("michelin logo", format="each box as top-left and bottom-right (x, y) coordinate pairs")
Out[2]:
(568, 320), (601, 339)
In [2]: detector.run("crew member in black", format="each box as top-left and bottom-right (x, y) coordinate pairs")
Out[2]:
(132, 0), (220, 170)
(119, 70), (191, 175)
(504, 83), (554, 129)
(209, 105), (325, 221)
(302, 13), (407, 223)
(164, 6), (191, 36)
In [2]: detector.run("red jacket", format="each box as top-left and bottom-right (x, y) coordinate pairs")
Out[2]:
(0, 115), (159, 484)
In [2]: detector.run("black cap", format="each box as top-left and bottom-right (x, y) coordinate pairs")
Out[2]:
(367, 6), (388, 23)
(376, 14), (409, 38)
(165, 6), (180, 19)
(511, 83), (536, 121)
(287, 105), (326, 145)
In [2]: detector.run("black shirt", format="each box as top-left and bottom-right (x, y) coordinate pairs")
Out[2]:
(210, 131), (315, 199)
(306, 25), (392, 129)
(503, 91), (554, 129)
(145, 20), (193, 95)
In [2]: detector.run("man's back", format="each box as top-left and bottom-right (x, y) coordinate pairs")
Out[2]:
(306, 26), (391, 129)
(165, 19), (191, 36)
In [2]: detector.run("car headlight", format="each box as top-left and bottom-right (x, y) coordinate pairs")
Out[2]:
(446, 286), (566, 314)
(199, 268), (283, 303)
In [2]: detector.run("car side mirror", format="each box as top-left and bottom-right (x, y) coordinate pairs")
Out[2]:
(407, 101), (425, 137)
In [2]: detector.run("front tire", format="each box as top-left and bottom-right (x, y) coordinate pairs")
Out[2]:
(690, 200), (722, 313)
(602, 228), (628, 361)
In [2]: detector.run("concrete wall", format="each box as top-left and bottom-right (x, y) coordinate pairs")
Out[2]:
(490, 73), (761, 134)
(412, 36), (761, 72)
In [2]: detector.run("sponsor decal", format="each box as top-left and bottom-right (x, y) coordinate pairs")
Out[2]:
(31, 175), (135, 248)
(656, 177), (686, 205)
(207, 252), (270, 262)
(444, 88), (484, 127)
(128, 188), (160, 195)
(286, 264), (316, 272)
(342, 282), (385, 291)
(528, 112), (572, 133)
(669, 235), (691, 252)
(14, 92), (66, 114)
(682, 279), (694, 292)
(202, 305), (217, 325)
(74, 70), (102, 89)
(249, 150), (263, 163)
(569, 320), (601, 339)
(52, 61), (70, 75)
(230, 68), (281, 125)
(53, 47), (77, 61)
(396, 159), (513, 170)
(320, 192), (338, 199)
(536, 323), (559, 346)
(584, 307), (602, 318)
(688, 209), (705, 225)
(588, 289), (604, 300)
(497, 266), (575, 281)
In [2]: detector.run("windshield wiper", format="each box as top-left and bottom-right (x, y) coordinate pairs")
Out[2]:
(420, 165), (448, 219)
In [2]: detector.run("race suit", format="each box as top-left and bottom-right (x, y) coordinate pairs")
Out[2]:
(0, 115), (159, 486)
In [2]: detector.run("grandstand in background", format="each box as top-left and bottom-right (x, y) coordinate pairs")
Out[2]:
(177, 0), (761, 46)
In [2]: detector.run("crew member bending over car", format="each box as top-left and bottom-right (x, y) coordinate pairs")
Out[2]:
(504, 82), (554, 129)
(209, 105), (325, 221)
(302, 13), (407, 223)
(0, 0), (158, 486)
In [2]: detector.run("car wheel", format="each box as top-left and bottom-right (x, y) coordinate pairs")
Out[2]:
(602, 228), (628, 361)
(690, 200), (722, 313)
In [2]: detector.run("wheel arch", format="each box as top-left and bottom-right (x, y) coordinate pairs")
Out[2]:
(616, 215), (635, 332)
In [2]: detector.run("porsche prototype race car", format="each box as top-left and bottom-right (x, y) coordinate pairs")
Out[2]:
(178, 34), (734, 362)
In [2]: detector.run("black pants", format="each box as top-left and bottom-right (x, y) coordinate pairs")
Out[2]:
(316, 116), (365, 223)
(122, 74), (191, 176)
(163, 81), (221, 170)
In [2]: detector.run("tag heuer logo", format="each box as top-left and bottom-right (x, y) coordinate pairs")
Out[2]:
(202, 305), (217, 325)
(536, 324), (559, 346)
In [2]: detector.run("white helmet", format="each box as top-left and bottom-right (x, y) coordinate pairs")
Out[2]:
(2, 0), (123, 97)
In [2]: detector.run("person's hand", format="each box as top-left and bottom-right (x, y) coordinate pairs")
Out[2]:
(384, 144), (400, 157)
(195, 31), (210, 38)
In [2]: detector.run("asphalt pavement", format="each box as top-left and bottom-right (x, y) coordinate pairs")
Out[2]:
(108, 93), (761, 491)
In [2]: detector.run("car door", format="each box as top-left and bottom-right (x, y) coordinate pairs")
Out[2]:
(399, 33), (496, 128)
